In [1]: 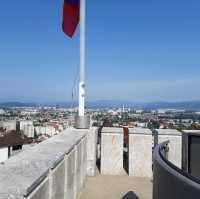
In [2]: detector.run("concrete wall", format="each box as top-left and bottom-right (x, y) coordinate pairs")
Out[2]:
(86, 128), (97, 176)
(65, 148), (76, 199)
(27, 178), (49, 199)
(101, 127), (124, 175)
(73, 127), (98, 177)
(128, 128), (181, 177)
(0, 128), (89, 199)
(49, 160), (65, 199)
(75, 140), (83, 198)
(100, 127), (153, 177)
(156, 129), (182, 168)
(129, 128), (152, 177)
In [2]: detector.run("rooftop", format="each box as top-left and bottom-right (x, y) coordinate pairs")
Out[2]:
(0, 131), (32, 148)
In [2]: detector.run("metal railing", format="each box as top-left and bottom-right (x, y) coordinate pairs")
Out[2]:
(153, 141), (200, 199)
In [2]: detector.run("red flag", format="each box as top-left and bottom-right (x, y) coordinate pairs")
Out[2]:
(62, 0), (80, 38)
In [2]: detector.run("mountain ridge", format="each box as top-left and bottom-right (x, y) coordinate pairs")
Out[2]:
(1, 100), (200, 110)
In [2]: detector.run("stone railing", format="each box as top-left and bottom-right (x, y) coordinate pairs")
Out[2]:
(0, 127), (97, 199)
(100, 127), (153, 177)
(100, 127), (182, 178)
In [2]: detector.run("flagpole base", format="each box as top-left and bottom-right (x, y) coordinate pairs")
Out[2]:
(74, 115), (90, 129)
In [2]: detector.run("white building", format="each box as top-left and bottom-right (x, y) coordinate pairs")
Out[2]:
(136, 122), (147, 128)
(23, 125), (34, 138)
(0, 131), (32, 163)
(20, 120), (33, 131)
(135, 110), (144, 114)
(0, 148), (8, 163)
(0, 120), (16, 131)
(34, 126), (57, 137)
(0, 109), (5, 115)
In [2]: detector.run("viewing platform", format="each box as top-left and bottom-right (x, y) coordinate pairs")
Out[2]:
(0, 126), (200, 199)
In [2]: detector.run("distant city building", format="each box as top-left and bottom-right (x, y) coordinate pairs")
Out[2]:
(0, 109), (5, 115)
(0, 120), (16, 132)
(0, 131), (32, 163)
(35, 126), (57, 137)
(135, 110), (144, 114)
(19, 120), (33, 131)
(23, 124), (34, 138)
(157, 109), (167, 114)
(136, 122), (147, 128)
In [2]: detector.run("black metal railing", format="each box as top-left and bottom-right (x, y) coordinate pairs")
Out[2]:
(153, 141), (200, 199)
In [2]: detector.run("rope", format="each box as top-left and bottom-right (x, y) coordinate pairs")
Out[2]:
(71, 65), (79, 108)
(69, 64), (79, 126)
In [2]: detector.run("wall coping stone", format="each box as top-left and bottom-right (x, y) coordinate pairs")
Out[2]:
(182, 130), (200, 135)
(156, 129), (182, 136)
(101, 127), (123, 134)
(129, 128), (152, 135)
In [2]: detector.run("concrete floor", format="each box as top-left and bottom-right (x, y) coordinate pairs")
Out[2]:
(80, 174), (152, 199)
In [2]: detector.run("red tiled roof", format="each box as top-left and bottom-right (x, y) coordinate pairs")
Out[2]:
(0, 131), (33, 148)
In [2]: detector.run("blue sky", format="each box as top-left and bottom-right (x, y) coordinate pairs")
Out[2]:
(0, 0), (200, 103)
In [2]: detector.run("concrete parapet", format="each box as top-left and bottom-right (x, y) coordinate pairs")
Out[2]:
(156, 129), (182, 168)
(73, 127), (98, 177)
(65, 148), (76, 199)
(101, 127), (124, 175)
(75, 141), (83, 198)
(49, 160), (65, 199)
(128, 128), (152, 177)
(82, 136), (87, 185)
(27, 178), (49, 199)
(86, 128), (98, 176)
(0, 128), (87, 199)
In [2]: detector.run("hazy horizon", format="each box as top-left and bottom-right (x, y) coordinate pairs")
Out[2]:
(1, 98), (200, 104)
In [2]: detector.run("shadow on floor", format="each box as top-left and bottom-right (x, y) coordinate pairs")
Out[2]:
(123, 149), (129, 174)
(96, 158), (100, 172)
(122, 191), (140, 199)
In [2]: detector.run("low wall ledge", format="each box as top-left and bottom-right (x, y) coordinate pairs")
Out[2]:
(0, 128), (87, 198)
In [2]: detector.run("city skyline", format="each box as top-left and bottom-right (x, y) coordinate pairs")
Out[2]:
(0, 0), (200, 102)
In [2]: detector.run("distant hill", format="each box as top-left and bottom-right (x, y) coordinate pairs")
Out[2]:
(0, 102), (37, 108)
(1, 100), (200, 111)
(86, 100), (200, 111)
(138, 101), (200, 110)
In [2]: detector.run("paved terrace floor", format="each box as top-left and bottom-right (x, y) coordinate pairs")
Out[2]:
(80, 174), (152, 199)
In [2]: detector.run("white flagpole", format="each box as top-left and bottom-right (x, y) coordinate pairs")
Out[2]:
(79, 0), (86, 117)
(75, 0), (89, 129)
